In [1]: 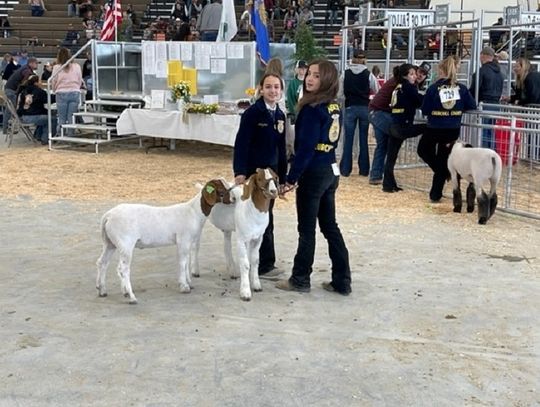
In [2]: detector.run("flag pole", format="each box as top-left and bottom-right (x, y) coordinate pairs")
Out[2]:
(114, 0), (119, 94)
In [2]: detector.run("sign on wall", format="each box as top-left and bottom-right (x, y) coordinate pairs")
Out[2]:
(386, 11), (434, 28)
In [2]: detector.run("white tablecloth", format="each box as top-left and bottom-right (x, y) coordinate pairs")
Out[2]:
(116, 109), (240, 146)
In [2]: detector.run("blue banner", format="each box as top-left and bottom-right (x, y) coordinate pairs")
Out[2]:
(250, 0), (270, 64)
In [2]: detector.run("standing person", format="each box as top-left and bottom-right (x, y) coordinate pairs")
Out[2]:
(338, 49), (379, 177)
(367, 66), (399, 185)
(233, 73), (287, 278)
(51, 47), (83, 137)
(418, 56), (476, 203)
(285, 59), (307, 158)
(275, 59), (351, 296)
(383, 63), (424, 193)
(469, 46), (504, 149)
(40, 61), (53, 81)
(510, 58), (540, 106)
(196, 0), (222, 41)
(3, 57), (38, 134)
(416, 61), (431, 93)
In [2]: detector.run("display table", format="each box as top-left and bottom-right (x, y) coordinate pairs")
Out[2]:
(116, 108), (241, 147)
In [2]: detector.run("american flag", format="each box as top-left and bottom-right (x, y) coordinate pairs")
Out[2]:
(100, 0), (123, 41)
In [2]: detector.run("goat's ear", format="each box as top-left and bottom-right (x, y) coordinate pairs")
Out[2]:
(241, 174), (255, 201)
(464, 143), (473, 148)
(202, 181), (217, 206)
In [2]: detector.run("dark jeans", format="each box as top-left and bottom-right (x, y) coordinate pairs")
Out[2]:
(258, 198), (275, 274)
(383, 123), (425, 190)
(368, 110), (393, 182)
(481, 104), (499, 150)
(201, 31), (218, 41)
(417, 127), (461, 201)
(340, 104), (370, 176)
(289, 166), (351, 292)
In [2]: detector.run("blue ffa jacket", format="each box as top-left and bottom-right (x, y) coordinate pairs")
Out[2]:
(287, 102), (341, 184)
(421, 79), (477, 129)
(391, 81), (423, 125)
(233, 97), (287, 183)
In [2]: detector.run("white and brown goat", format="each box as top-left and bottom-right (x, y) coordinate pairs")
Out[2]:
(95, 179), (232, 304)
(447, 142), (503, 225)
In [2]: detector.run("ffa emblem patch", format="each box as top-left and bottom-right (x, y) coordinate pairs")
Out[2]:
(390, 84), (402, 108)
(329, 114), (340, 142)
(276, 119), (284, 133)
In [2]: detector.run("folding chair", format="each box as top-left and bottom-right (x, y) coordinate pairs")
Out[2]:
(0, 93), (37, 147)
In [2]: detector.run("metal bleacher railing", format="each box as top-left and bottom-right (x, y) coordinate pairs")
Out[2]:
(394, 105), (540, 220)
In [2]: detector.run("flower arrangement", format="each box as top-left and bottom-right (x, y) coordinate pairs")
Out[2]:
(186, 103), (219, 114)
(245, 87), (256, 98)
(171, 81), (191, 103)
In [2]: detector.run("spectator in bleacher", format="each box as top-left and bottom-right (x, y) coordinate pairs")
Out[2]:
(173, 21), (191, 41)
(171, 0), (190, 23)
(264, 0), (274, 20)
(18, 50), (29, 67)
(142, 23), (154, 40)
(67, 0), (78, 17)
(28, 0), (46, 16)
(196, 0), (222, 41)
(326, 0), (339, 27)
(1, 53), (12, 78)
(82, 10), (97, 39)
(17, 75), (55, 144)
(285, 59), (307, 125)
(41, 61), (53, 81)
(510, 58), (540, 106)
(189, 17), (200, 40)
(298, 7), (313, 25)
(489, 17), (504, 49)
(191, 0), (203, 19)
(3, 57), (38, 134)
(428, 32), (440, 55)
(82, 51), (92, 80)
(338, 49), (379, 178)
(78, 0), (94, 18)
(283, 5), (298, 32)
(239, 5), (251, 34)
(126, 4), (137, 25)
(51, 47), (84, 137)
(1, 17), (11, 38)
(62, 23), (80, 52)
(274, 0), (289, 20)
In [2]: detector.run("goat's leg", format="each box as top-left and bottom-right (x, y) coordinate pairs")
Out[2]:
(96, 241), (115, 297)
(451, 173), (462, 213)
(488, 193), (498, 220)
(236, 238), (252, 301)
(223, 231), (237, 279)
(249, 237), (263, 293)
(176, 241), (191, 293)
(466, 183), (476, 213)
(477, 190), (490, 225)
(191, 233), (201, 278)
(117, 249), (137, 304)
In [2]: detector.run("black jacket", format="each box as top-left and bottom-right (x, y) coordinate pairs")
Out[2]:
(17, 84), (48, 116)
(469, 61), (504, 103)
(512, 71), (540, 106)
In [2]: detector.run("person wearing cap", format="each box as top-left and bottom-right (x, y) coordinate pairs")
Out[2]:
(416, 61), (431, 93)
(469, 46), (504, 149)
(418, 56), (476, 203)
(3, 56), (38, 134)
(338, 48), (379, 177)
(285, 60), (307, 123)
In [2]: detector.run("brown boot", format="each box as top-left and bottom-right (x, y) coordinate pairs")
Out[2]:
(275, 279), (310, 293)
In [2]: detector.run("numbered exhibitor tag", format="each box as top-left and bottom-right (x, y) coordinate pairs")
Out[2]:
(331, 163), (341, 176)
(439, 86), (460, 104)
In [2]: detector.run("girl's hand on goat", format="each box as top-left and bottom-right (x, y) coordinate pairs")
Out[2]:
(281, 183), (297, 195)
(234, 175), (246, 185)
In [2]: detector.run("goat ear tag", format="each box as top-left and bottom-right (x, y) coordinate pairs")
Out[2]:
(264, 169), (272, 180)
(205, 185), (215, 194)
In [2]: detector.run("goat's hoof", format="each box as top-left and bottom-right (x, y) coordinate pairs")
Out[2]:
(128, 299), (138, 305)
(467, 206), (475, 213)
(124, 293), (130, 298)
(453, 206), (462, 213)
(230, 275), (239, 280)
(192, 273), (200, 278)
(98, 292), (107, 297)
(253, 287), (263, 292)
(179, 285), (191, 293)
(240, 295), (252, 301)
(478, 217), (487, 225)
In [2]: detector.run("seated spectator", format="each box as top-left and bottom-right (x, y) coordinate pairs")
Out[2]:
(1, 16), (11, 38)
(283, 6), (298, 32)
(326, 0), (339, 26)
(264, 0), (274, 20)
(126, 4), (137, 25)
(274, 0), (288, 19)
(171, 0), (189, 22)
(41, 61), (52, 81)
(428, 32), (440, 52)
(78, 0), (93, 18)
(29, 0), (46, 16)
(17, 75), (56, 145)
(67, 0), (78, 17)
(27, 36), (42, 47)
(62, 23), (80, 51)
(18, 50), (29, 66)
(82, 10), (97, 39)
(298, 7), (313, 25)
(239, 4), (250, 33)
(1, 55), (17, 81)
(173, 21), (191, 41)
(1, 53), (11, 77)
(190, 0), (202, 19)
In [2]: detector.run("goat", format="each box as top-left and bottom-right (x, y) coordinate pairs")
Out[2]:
(95, 179), (232, 304)
(447, 142), (503, 225)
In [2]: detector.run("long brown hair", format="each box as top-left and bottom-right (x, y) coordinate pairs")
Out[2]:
(56, 47), (72, 71)
(515, 57), (530, 89)
(265, 57), (283, 77)
(297, 59), (339, 111)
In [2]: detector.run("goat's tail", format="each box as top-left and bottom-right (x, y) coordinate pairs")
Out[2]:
(489, 154), (503, 196)
(100, 214), (113, 246)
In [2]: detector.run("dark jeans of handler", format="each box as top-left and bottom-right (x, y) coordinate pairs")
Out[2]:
(368, 110), (393, 183)
(340, 104), (370, 177)
(289, 166), (351, 292)
(258, 198), (275, 274)
(417, 127), (461, 202)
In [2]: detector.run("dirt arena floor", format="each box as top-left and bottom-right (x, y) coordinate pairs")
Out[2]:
(1, 138), (539, 406)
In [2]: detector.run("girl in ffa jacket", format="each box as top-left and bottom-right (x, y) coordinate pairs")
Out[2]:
(233, 73), (287, 277)
(383, 63), (424, 193)
(275, 59), (351, 296)
(418, 56), (476, 203)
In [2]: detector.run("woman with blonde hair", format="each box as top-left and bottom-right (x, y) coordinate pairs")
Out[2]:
(511, 57), (540, 105)
(51, 47), (83, 136)
(417, 55), (476, 202)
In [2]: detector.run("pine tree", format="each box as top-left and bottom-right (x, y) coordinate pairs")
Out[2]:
(293, 22), (327, 62)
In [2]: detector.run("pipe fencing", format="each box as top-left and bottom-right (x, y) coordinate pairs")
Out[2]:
(395, 105), (540, 220)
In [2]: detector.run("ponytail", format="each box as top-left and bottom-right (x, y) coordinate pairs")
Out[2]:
(439, 56), (459, 86)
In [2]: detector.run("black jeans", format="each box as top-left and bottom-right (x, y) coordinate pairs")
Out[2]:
(417, 127), (461, 201)
(383, 123), (426, 190)
(258, 198), (275, 273)
(289, 166), (351, 292)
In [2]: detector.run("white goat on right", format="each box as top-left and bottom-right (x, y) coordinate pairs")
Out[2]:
(447, 141), (503, 225)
